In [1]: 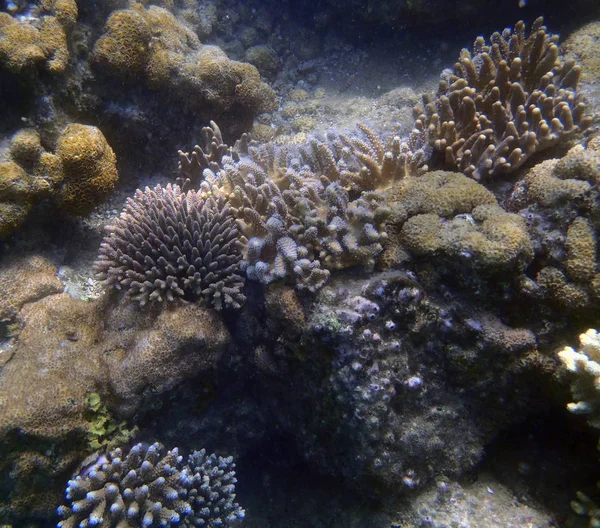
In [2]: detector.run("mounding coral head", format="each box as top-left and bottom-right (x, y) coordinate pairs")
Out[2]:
(95, 183), (246, 310)
(57, 441), (245, 527)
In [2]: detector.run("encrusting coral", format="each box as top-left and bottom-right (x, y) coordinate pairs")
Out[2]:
(95, 183), (246, 309)
(415, 17), (591, 181)
(57, 442), (245, 528)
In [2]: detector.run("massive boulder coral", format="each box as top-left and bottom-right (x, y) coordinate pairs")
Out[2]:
(95, 183), (246, 309)
(383, 170), (533, 274)
(91, 4), (275, 118)
(0, 0), (76, 75)
(0, 292), (230, 520)
(58, 442), (245, 528)
(1, 124), (118, 231)
(508, 136), (600, 313)
(0, 160), (39, 238)
(415, 17), (591, 181)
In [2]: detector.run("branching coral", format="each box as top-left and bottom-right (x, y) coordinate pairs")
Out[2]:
(57, 442), (245, 528)
(558, 329), (600, 526)
(95, 183), (246, 309)
(415, 17), (591, 181)
(558, 329), (600, 429)
(176, 121), (435, 291)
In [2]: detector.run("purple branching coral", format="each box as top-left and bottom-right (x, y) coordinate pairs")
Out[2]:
(176, 121), (427, 291)
(95, 183), (246, 309)
(57, 442), (245, 528)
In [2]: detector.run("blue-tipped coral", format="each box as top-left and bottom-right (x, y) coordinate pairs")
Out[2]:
(57, 442), (245, 528)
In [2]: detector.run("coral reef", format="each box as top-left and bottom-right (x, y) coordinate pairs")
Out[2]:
(558, 329), (600, 526)
(415, 17), (591, 180)
(0, 124), (118, 238)
(0, 253), (63, 321)
(507, 136), (600, 315)
(0, 160), (38, 238)
(58, 442), (244, 528)
(176, 121), (431, 291)
(383, 170), (533, 275)
(53, 124), (119, 216)
(95, 183), (246, 309)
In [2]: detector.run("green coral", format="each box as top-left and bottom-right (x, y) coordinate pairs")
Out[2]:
(84, 392), (137, 452)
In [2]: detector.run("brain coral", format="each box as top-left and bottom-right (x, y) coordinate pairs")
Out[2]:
(415, 17), (591, 180)
(96, 183), (246, 309)
(58, 442), (245, 528)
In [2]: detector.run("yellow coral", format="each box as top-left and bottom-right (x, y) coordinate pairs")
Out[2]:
(565, 217), (597, 283)
(55, 124), (118, 216)
(390, 171), (496, 218)
(92, 7), (151, 76)
(0, 13), (46, 73)
(0, 11), (70, 74)
(0, 161), (35, 238)
(9, 128), (43, 169)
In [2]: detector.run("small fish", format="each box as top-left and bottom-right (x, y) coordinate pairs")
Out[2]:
(338, 73), (357, 94)
(518, 0), (527, 7)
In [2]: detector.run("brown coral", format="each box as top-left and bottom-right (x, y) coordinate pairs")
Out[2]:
(0, 253), (63, 321)
(0, 161), (36, 238)
(55, 124), (119, 216)
(0, 6), (71, 75)
(416, 17), (591, 181)
(0, 291), (230, 519)
(91, 5), (275, 119)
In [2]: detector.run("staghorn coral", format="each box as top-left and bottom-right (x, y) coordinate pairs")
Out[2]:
(96, 183), (246, 309)
(57, 442), (245, 528)
(415, 17), (591, 181)
(177, 121), (432, 291)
